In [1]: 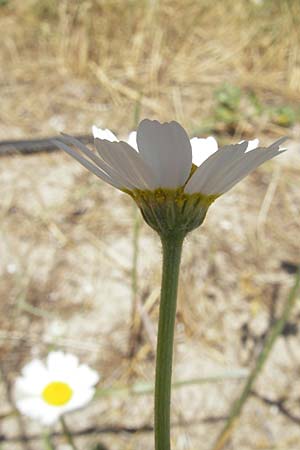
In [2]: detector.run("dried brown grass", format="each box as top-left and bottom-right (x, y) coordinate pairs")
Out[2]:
(1, 0), (300, 137)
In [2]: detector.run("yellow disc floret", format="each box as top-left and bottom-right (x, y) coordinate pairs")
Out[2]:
(42, 381), (73, 406)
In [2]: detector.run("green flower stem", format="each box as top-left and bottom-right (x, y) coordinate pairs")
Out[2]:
(155, 232), (185, 450)
(43, 431), (56, 450)
(60, 416), (78, 450)
(211, 268), (300, 450)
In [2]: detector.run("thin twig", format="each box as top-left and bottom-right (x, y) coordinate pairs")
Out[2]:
(256, 164), (281, 240)
(0, 416), (227, 443)
(95, 369), (249, 399)
(252, 391), (300, 426)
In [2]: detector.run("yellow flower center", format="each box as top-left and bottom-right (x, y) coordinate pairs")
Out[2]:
(42, 381), (73, 406)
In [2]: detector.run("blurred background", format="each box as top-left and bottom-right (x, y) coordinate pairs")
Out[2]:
(1, 0), (300, 449)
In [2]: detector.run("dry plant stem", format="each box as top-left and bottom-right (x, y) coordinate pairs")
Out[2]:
(60, 417), (78, 450)
(128, 206), (142, 357)
(95, 369), (248, 398)
(211, 269), (300, 450)
(155, 232), (185, 450)
(128, 100), (142, 358)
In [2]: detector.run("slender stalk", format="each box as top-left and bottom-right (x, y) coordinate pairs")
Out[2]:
(155, 232), (185, 450)
(131, 208), (140, 301)
(60, 416), (78, 450)
(95, 368), (248, 398)
(43, 431), (55, 450)
(94, 369), (249, 398)
(128, 98), (142, 358)
(211, 269), (300, 450)
(128, 206), (142, 357)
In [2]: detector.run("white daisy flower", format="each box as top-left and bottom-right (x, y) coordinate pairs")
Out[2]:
(14, 351), (99, 426)
(53, 120), (287, 234)
(56, 120), (286, 194)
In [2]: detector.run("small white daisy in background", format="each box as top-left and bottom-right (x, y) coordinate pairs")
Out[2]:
(14, 351), (99, 425)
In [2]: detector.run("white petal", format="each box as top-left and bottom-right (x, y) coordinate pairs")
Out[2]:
(216, 141), (287, 194)
(59, 133), (124, 185)
(246, 138), (259, 151)
(215, 138), (287, 194)
(61, 387), (95, 412)
(190, 136), (218, 166)
(267, 136), (288, 150)
(52, 139), (122, 189)
(127, 131), (138, 150)
(239, 138), (259, 152)
(185, 138), (287, 195)
(185, 142), (248, 194)
(95, 139), (157, 190)
(118, 141), (158, 190)
(47, 352), (79, 378)
(92, 126), (118, 142)
(14, 376), (45, 397)
(60, 133), (109, 168)
(39, 409), (62, 426)
(62, 134), (136, 190)
(19, 360), (51, 392)
(21, 359), (48, 379)
(136, 119), (192, 188)
(16, 397), (45, 418)
(16, 397), (60, 425)
(46, 353), (99, 387)
(94, 140), (136, 189)
(69, 364), (100, 388)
